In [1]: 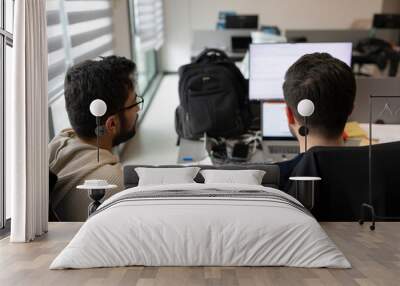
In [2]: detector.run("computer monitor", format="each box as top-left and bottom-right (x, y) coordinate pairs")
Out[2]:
(373, 14), (400, 29)
(225, 15), (258, 29)
(231, 36), (252, 53)
(249, 42), (352, 100)
(262, 101), (294, 140)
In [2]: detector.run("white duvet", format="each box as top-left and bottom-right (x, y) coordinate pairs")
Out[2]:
(50, 183), (350, 269)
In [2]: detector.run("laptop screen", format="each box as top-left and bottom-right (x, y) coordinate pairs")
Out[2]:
(262, 102), (294, 140)
(249, 42), (352, 100)
(231, 36), (252, 53)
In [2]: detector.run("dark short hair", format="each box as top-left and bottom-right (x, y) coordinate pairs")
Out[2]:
(283, 53), (356, 138)
(64, 56), (136, 138)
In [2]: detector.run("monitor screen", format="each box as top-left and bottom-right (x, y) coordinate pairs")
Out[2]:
(249, 42), (352, 100)
(373, 14), (400, 29)
(262, 101), (294, 139)
(231, 36), (252, 52)
(225, 15), (258, 29)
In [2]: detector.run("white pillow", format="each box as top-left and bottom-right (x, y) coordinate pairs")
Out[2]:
(135, 167), (201, 186)
(200, 169), (266, 185)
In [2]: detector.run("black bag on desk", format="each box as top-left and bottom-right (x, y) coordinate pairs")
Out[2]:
(175, 48), (251, 139)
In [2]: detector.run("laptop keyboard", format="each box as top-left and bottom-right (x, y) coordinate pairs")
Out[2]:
(268, 145), (300, 154)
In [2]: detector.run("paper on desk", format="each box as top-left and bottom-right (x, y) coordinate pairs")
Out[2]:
(359, 124), (400, 144)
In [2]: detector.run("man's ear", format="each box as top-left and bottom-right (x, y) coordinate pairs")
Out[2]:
(104, 115), (119, 135)
(286, 106), (295, 125)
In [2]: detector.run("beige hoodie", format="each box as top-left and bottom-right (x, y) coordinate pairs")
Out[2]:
(49, 129), (123, 221)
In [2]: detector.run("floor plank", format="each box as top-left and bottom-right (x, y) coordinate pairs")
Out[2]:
(0, 222), (399, 286)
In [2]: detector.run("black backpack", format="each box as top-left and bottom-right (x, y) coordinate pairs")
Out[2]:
(175, 48), (251, 140)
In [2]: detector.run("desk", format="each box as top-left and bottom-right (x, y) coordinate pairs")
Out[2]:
(177, 137), (278, 165)
(191, 29), (254, 62)
(360, 123), (400, 144)
(177, 138), (208, 164)
(285, 29), (399, 45)
(177, 124), (400, 165)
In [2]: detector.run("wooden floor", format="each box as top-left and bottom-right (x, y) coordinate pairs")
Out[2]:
(0, 222), (399, 286)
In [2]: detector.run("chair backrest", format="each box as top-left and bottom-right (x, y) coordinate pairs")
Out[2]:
(289, 141), (400, 221)
(124, 164), (280, 190)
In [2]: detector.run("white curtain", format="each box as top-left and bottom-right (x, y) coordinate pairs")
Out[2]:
(8, 0), (48, 242)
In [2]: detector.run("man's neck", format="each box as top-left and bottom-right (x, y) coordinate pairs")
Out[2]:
(298, 135), (344, 153)
(79, 136), (113, 152)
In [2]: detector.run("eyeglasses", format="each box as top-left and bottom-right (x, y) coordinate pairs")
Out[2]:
(118, 95), (144, 113)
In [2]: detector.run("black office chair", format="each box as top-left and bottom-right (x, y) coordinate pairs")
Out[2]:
(287, 141), (400, 222)
(352, 38), (399, 77)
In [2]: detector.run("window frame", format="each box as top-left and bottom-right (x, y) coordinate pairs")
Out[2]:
(128, 0), (162, 118)
(0, 0), (13, 232)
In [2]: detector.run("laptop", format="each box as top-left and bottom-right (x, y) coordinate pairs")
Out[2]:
(261, 101), (299, 162)
(231, 36), (252, 53)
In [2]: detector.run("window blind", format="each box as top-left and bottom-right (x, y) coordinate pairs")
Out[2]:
(47, 0), (114, 100)
(47, 0), (67, 99)
(66, 0), (114, 64)
(47, 0), (114, 138)
(134, 0), (164, 50)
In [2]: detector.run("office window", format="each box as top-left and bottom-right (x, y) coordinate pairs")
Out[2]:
(0, 38), (3, 230)
(1, 0), (14, 229)
(4, 44), (11, 221)
(5, 0), (12, 33)
(134, 0), (163, 50)
(135, 45), (157, 95)
(129, 0), (163, 112)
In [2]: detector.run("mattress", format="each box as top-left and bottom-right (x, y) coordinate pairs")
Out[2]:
(50, 183), (350, 269)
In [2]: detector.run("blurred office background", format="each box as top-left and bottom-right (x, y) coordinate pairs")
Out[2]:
(162, 0), (395, 71)
(45, 0), (400, 138)
(44, 0), (400, 142)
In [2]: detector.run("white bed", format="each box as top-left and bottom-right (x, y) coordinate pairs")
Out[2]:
(50, 183), (350, 269)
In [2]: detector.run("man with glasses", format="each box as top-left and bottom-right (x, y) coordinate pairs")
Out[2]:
(49, 56), (142, 221)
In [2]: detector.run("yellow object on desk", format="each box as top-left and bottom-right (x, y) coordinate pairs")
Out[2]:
(344, 121), (380, 146)
(344, 121), (367, 138)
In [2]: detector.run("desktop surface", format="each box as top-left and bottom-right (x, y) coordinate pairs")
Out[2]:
(285, 29), (400, 45)
(177, 123), (400, 166)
